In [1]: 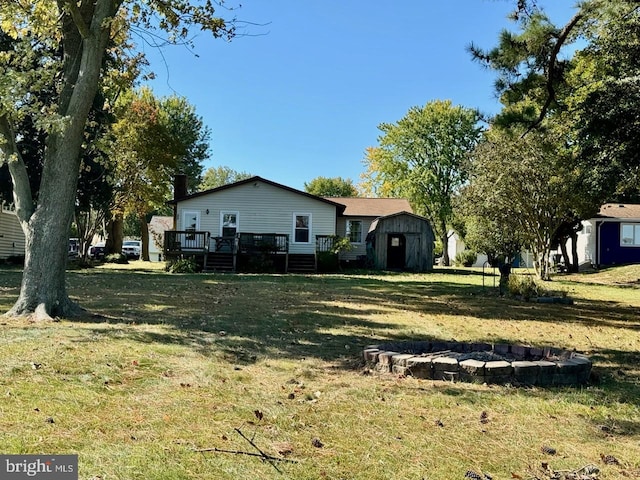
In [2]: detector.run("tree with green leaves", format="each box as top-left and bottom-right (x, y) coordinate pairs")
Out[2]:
(361, 100), (483, 266)
(463, 127), (587, 280)
(106, 88), (209, 261)
(0, 1), (235, 320)
(199, 166), (252, 191)
(470, 0), (640, 200)
(467, 0), (640, 272)
(569, 1), (640, 200)
(304, 176), (358, 197)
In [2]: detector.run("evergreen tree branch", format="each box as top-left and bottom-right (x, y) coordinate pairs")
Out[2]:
(526, 9), (586, 134)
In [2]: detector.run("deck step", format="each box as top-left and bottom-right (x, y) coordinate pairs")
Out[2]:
(204, 253), (235, 272)
(287, 254), (316, 273)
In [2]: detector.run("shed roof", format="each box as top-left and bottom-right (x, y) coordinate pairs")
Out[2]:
(328, 197), (413, 217)
(368, 211), (431, 232)
(148, 215), (173, 233)
(597, 203), (640, 220)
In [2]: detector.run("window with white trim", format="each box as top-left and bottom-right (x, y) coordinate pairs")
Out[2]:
(346, 220), (363, 243)
(621, 223), (640, 246)
(293, 213), (311, 243)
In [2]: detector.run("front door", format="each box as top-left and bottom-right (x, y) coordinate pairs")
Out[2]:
(221, 212), (238, 238)
(387, 234), (406, 270)
(182, 210), (201, 248)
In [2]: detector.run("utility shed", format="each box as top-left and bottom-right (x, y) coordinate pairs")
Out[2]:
(367, 212), (434, 272)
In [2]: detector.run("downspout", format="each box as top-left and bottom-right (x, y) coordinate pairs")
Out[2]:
(595, 220), (602, 268)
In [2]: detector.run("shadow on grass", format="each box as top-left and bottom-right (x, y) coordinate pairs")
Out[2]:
(1, 268), (639, 398)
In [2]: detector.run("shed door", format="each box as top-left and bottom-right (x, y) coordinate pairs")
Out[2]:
(387, 234), (406, 270)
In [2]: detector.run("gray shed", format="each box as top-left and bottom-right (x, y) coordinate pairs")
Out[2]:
(366, 211), (434, 272)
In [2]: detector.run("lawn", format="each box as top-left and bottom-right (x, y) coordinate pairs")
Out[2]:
(0, 264), (639, 479)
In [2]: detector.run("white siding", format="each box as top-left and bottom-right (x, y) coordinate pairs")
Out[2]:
(336, 216), (376, 261)
(566, 219), (596, 268)
(176, 180), (337, 254)
(447, 231), (536, 268)
(0, 210), (25, 259)
(447, 232), (488, 267)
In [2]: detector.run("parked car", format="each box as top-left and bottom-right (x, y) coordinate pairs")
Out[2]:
(88, 243), (106, 260)
(68, 238), (79, 258)
(122, 240), (141, 259)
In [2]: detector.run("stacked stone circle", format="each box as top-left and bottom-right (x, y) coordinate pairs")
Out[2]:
(363, 341), (592, 386)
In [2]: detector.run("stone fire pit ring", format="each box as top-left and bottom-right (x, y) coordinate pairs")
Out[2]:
(363, 341), (592, 386)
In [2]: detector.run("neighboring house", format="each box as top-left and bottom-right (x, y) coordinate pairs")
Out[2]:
(447, 230), (535, 268)
(329, 197), (413, 264)
(148, 215), (173, 262)
(0, 202), (25, 260)
(568, 203), (640, 267)
(447, 231), (489, 267)
(367, 212), (434, 271)
(166, 176), (434, 273)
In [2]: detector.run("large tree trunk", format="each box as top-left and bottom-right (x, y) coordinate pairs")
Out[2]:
(105, 213), (124, 255)
(439, 223), (450, 267)
(8, 199), (81, 319)
(559, 239), (570, 271)
(140, 213), (150, 261)
(2, 0), (117, 320)
(570, 230), (580, 273)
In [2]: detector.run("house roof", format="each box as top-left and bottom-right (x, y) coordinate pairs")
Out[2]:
(596, 203), (640, 220)
(168, 176), (346, 213)
(328, 197), (413, 217)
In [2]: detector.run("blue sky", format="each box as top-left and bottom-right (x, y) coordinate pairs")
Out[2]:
(142, 1), (578, 191)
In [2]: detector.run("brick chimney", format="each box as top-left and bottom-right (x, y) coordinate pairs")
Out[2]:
(174, 174), (188, 201)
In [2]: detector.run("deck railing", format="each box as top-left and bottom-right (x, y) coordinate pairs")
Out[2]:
(238, 233), (289, 254)
(316, 235), (338, 253)
(164, 230), (209, 255)
(165, 231), (295, 257)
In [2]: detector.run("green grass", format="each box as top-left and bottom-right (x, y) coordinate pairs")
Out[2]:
(1, 264), (639, 479)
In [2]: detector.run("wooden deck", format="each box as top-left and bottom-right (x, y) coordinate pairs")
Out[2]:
(164, 231), (323, 273)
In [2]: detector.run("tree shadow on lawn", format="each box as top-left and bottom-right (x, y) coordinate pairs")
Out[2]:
(68, 271), (634, 353)
(2, 268), (639, 366)
(3, 269), (640, 414)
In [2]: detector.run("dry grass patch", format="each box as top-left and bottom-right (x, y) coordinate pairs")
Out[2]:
(0, 266), (639, 479)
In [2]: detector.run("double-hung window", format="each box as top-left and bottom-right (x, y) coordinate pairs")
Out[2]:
(294, 214), (311, 243)
(621, 223), (640, 246)
(346, 220), (363, 243)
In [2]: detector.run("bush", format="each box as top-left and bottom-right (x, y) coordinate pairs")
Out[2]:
(507, 274), (543, 300)
(317, 251), (339, 272)
(104, 253), (128, 264)
(454, 250), (477, 267)
(165, 258), (197, 273)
